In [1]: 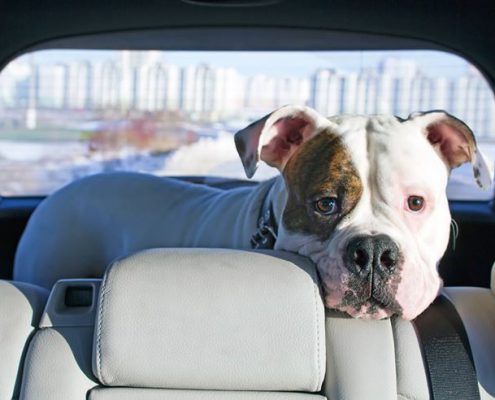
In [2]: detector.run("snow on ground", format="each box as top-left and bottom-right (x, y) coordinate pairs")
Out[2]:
(161, 131), (279, 180)
(0, 140), (87, 162)
(0, 135), (492, 198)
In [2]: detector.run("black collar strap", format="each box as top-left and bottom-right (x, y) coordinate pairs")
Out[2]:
(251, 187), (278, 249)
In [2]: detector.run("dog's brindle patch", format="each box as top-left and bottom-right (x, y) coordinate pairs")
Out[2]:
(282, 128), (403, 316)
(282, 128), (363, 242)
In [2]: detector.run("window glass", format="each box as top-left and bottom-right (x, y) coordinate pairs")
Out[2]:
(0, 50), (493, 198)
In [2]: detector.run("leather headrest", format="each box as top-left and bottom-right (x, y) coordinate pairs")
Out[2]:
(92, 248), (325, 391)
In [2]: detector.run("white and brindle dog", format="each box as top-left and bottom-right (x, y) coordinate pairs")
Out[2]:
(231, 105), (492, 320)
(18, 105), (492, 320)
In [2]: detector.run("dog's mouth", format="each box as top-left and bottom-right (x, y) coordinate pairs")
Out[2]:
(315, 234), (407, 319)
(326, 285), (404, 320)
(346, 260), (404, 319)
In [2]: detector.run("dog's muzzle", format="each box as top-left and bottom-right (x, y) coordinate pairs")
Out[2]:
(340, 234), (403, 318)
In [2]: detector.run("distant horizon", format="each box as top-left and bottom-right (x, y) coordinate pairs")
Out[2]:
(12, 49), (474, 80)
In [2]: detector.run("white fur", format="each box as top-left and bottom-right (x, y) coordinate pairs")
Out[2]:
(236, 106), (484, 319)
(276, 114), (452, 319)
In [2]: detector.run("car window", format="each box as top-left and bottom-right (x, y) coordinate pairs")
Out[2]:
(0, 49), (493, 199)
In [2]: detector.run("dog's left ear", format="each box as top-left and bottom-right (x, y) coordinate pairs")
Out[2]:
(409, 111), (493, 189)
(234, 105), (330, 178)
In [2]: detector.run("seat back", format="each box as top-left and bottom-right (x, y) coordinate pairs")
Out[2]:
(0, 281), (48, 400)
(20, 249), (326, 399)
(17, 248), (495, 400)
(323, 287), (495, 400)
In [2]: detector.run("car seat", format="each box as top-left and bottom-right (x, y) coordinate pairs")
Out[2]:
(4, 173), (495, 399)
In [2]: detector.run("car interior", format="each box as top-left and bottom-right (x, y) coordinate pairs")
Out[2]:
(0, 0), (495, 399)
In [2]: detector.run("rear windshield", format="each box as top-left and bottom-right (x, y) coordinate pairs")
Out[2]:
(0, 50), (493, 199)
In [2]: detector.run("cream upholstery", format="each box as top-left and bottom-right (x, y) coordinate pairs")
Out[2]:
(20, 326), (97, 400)
(324, 311), (430, 400)
(323, 289), (495, 400)
(0, 281), (48, 400)
(94, 248), (325, 391)
(9, 173), (495, 399)
(20, 249), (327, 399)
(443, 287), (495, 399)
(88, 389), (324, 399)
(19, 279), (101, 400)
(14, 248), (495, 400)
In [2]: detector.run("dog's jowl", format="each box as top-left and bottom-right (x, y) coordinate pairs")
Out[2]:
(235, 105), (493, 320)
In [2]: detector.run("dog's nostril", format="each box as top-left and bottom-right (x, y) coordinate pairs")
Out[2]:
(353, 249), (369, 269)
(380, 250), (395, 269)
(375, 235), (400, 274)
(346, 236), (373, 274)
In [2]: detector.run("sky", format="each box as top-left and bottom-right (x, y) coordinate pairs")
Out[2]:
(15, 49), (474, 79)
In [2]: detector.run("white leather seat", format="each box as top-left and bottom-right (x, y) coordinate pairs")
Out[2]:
(9, 172), (495, 399)
(442, 287), (495, 399)
(324, 288), (495, 400)
(14, 248), (495, 400)
(0, 280), (48, 400)
(19, 249), (327, 399)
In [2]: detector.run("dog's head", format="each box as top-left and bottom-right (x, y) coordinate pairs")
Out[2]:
(235, 105), (492, 320)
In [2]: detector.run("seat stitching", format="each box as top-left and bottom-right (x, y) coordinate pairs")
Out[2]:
(391, 318), (401, 399)
(96, 264), (111, 385)
(313, 282), (322, 391)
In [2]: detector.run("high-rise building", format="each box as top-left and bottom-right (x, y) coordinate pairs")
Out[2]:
(67, 61), (91, 110)
(431, 77), (449, 110)
(119, 51), (161, 110)
(310, 68), (341, 116)
(340, 73), (358, 114)
(194, 64), (216, 113)
(356, 69), (378, 114)
(274, 76), (310, 109)
(36, 63), (68, 109)
(0, 59), (30, 108)
(92, 60), (120, 109)
(135, 61), (186, 112)
(136, 62), (167, 111)
(211, 67), (246, 116)
(180, 65), (196, 113)
(165, 64), (181, 112)
(245, 74), (277, 112)
(450, 76), (470, 123)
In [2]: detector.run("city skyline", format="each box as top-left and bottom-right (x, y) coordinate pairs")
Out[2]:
(0, 50), (494, 139)
(13, 49), (475, 79)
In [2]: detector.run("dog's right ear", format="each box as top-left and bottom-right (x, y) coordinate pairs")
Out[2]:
(408, 110), (493, 189)
(234, 105), (330, 178)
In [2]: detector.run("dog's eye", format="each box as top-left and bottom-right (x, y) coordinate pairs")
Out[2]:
(315, 197), (338, 215)
(407, 195), (425, 212)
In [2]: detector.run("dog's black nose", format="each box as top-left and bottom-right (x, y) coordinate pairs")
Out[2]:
(345, 234), (400, 275)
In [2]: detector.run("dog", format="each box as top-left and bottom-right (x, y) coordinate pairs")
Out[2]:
(233, 105), (492, 320)
(16, 105), (492, 321)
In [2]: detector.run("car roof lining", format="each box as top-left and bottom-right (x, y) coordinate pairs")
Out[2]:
(0, 1), (493, 90)
(29, 27), (443, 52)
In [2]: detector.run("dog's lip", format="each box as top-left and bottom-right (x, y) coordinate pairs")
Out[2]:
(335, 297), (396, 319)
(343, 294), (397, 315)
(343, 289), (390, 309)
